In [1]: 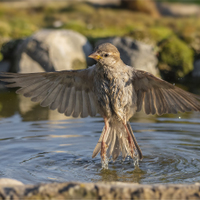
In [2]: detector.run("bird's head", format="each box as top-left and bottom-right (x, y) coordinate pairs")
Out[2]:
(88, 43), (121, 67)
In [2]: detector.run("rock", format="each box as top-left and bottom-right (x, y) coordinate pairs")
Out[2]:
(96, 37), (159, 76)
(0, 61), (10, 89)
(192, 60), (200, 78)
(13, 29), (93, 73)
(1, 39), (23, 61)
(0, 61), (10, 72)
(121, 0), (160, 18)
(0, 178), (24, 186)
(84, 0), (120, 6)
(157, 2), (200, 17)
(1, 182), (200, 199)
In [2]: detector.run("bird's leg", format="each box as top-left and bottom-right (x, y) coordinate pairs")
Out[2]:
(122, 122), (136, 158)
(101, 117), (109, 161)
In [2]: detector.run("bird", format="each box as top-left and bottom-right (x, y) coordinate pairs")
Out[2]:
(1, 42), (200, 166)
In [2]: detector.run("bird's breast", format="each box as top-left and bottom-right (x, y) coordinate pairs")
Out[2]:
(94, 72), (135, 119)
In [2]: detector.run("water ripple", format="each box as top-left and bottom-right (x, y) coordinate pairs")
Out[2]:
(1, 92), (200, 184)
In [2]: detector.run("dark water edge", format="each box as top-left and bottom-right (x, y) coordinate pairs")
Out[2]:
(0, 87), (200, 184)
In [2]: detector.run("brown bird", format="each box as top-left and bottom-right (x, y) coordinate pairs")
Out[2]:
(1, 43), (200, 166)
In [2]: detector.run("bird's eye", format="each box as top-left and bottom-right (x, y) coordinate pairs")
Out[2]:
(104, 54), (109, 57)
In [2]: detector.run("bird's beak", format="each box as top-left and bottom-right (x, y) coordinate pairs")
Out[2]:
(88, 51), (102, 61)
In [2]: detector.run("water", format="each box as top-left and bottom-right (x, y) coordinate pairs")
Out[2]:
(1, 89), (200, 184)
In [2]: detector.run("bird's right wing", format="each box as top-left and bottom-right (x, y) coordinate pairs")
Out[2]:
(0, 66), (97, 118)
(133, 70), (200, 115)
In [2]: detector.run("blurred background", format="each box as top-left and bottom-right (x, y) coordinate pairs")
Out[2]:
(0, 0), (200, 82)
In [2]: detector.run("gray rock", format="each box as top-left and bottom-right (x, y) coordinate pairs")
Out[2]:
(13, 29), (93, 73)
(0, 61), (10, 89)
(157, 2), (200, 17)
(96, 37), (159, 76)
(192, 60), (200, 78)
(0, 61), (10, 72)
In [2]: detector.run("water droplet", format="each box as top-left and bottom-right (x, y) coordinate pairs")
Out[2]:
(101, 156), (109, 169)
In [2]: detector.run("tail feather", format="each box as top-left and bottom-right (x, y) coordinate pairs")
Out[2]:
(92, 126), (111, 158)
(92, 126), (105, 158)
(119, 138), (127, 160)
(108, 129), (116, 157)
(112, 135), (120, 161)
(106, 129), (112, 147)
(121, 134), (129, 159)
(92, 121), (143, 161)
(127, 122), (143, 160)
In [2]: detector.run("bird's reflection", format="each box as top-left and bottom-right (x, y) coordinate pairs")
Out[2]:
(0, 89), (19, 118)
(0, 89), (67, 121)
(93, 160), (146, 183)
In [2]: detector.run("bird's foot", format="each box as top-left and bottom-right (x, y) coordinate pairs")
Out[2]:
(101, 141), (108, 169)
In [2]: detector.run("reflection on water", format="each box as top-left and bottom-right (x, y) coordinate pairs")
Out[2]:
(1, 89), (200, 184)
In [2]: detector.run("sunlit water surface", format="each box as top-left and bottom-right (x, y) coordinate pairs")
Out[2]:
(1, 90), (200, 184)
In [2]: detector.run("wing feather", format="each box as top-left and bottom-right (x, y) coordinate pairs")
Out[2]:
(149, 89), (156, 115)
(40, 80), (64, 107)
(136, 90), (144, 112)
(88, 92), (97, 117)
(84, 92), (92, 117)
(16, 79), (50, 96)
(49, 84), (66, 110)
(81, 90), (89, 118)
(144, 91), (150, 115)
(57, 87), (71, 113)
(0, 67), (97, 118)
(153, 89), (164, 115)
(65, 87), (76, 116)
(133, 70), (200, 115)
(161, 89), (177, 114)
(73, 90), (82, 118)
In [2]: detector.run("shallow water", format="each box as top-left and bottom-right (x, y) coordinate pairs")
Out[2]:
(1, 89), (200, 184)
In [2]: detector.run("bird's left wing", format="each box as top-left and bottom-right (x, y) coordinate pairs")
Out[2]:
(0, 66), (97, 118)
(133, 70), (200, 115)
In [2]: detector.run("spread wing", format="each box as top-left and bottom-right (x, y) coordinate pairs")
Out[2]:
(0, 66), (97, 118)
(133, 70), (200, 115)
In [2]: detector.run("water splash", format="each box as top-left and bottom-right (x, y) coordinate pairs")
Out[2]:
(134, 158), (140, 168)
(101, 156), (109, 169)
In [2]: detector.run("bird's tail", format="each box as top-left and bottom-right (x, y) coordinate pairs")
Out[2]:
(92, 121), (143, 161)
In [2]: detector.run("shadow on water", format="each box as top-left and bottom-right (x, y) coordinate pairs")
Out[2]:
(1, 87), (200, 184)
